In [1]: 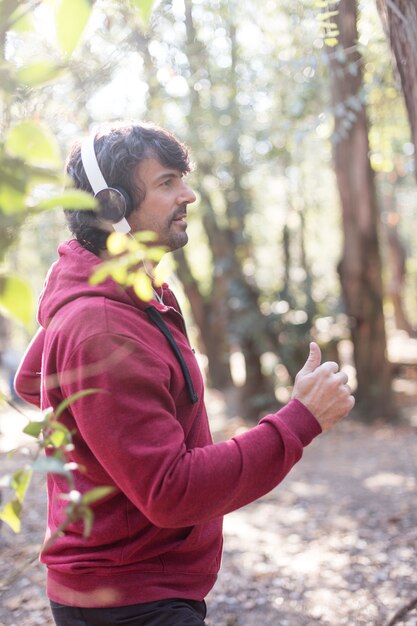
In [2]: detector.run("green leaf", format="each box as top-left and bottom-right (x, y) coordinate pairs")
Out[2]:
(317, 11), (339, 20)
(6, 120), (61, 168)
(131, 0), (155, 25)
(16, 61), (65, 87)
(133, 271), (153, 301)
(55, 388), (104, 419)
(0, 184), (26, 214)
(134, 230), (158, 243)
(7, 4), (35, 33)
(23, 420), (46, 438)
(107, 232), (130, 256)
(0, 60), (18, 93)
(0, 274), (34, 330)
(46, 420), (73, 447)
(143, 246), (165, 263)
(55, 0), (93, 56)
(0, 499), (22, 533)
(33, 456), (69, 476)
(35, 189), (97, 211)
(48, 430), (67, 447)
(82, 485), (115, 505)
(110, 266), (127, 283)
(81, 506), (94, 538)
(11, 468), (32, 503)
(49, 420), (72, 433)
(318, 21), (339, 30)
(89, 266), (110, 285)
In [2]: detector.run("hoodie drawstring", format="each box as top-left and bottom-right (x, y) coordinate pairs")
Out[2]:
(145, 306), (198, 405)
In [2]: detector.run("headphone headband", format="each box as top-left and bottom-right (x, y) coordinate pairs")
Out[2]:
(80, 134), (108, 195)
(80, 134), (131, 235)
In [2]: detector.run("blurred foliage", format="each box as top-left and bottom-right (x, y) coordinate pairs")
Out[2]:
(0, 0), (156, 333)
(315, 0), (340, 47)
(0, 389), (114, 535)
(118, 0), (415, 408)
(0, 0), (157, 537)
(90, 231), (166, 301)
(0, 0), (415, 417)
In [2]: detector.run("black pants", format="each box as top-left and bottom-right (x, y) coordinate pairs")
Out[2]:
(50, 598), (207, 626)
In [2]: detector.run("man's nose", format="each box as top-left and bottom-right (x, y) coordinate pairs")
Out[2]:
(179, 182), (196, 205)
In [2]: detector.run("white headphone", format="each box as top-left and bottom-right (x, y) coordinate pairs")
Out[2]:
(80, 134), (131, 234)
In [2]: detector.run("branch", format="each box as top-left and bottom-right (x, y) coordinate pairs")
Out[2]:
(41, 518), (70, 555)
(173, 248), (206, 331)
(3, 397), (29, 418)
(385, 0), (407, 24)
(383, 595), (417, 626)
(0, 551), (39, 591)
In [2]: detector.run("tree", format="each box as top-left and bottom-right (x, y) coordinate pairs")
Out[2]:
(180, 0), (278, 414)
(125, 0), (285, 418)
(376, 0), (417, 181)
(0, 0), (158, 534)
(124, 0), (352, 417)
(2, 0), (413, 425)
(326, 0), (393, 419)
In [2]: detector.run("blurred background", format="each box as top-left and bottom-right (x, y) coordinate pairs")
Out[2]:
(1, 0), (417, 424)
(1, 2), (417, 625)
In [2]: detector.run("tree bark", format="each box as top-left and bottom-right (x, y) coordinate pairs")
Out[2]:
(376, 0), (417, 181)
(386, 224), (413, 334)
(327, 0), (393, 419)
(171, 0), (277, 417)
(173, 247), (234, 389)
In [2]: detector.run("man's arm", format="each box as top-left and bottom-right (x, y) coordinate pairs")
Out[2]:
(58, 335), (353, 528)
(291, 341), (355, 431)
(14, 327), (45, 408)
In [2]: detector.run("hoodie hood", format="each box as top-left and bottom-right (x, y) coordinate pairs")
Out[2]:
(37, 239), (198, 405)
(37, 240), (135, 329)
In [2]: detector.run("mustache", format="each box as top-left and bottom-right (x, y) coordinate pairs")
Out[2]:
(171, 204), (188, 220)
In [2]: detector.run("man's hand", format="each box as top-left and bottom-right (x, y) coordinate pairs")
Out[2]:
(291, 342), (355, 432)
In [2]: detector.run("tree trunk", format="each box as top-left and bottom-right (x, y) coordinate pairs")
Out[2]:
(170, 0), (277, 418)
(386, 222), (413, 334)
(327, 0), (393, 419)
(174, 247), (234, 389)
(376, 0), (417, 181)
(381, 187), (414, 335)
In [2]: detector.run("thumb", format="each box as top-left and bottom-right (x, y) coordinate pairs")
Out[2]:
(298, 342), (321, 376)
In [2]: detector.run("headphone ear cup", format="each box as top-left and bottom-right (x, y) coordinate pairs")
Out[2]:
(80, 135), (133, 234)
(95, 186), (133, 224)
(113, 186), (133, 217)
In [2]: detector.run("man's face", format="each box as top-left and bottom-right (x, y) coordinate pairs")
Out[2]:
(128, 157), (196, 251)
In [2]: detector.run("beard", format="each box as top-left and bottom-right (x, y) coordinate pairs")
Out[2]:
(165, 206), (189, 251)
(167, 226), (188, 251)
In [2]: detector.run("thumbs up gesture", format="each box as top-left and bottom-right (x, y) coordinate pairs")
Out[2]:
(292, 342), (355, 432)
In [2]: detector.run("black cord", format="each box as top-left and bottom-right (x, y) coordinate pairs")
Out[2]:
(145, 307), (198, 405)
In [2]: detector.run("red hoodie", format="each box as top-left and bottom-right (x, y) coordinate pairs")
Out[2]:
(15, 239), (321, 608)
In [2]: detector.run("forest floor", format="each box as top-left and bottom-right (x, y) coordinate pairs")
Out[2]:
(0, 363), (417, 626)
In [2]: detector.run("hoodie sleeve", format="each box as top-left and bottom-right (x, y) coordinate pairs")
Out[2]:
(14, 327), (44, 408)
(60, 332), (322, 528)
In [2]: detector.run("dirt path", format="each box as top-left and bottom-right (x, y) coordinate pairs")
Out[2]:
(206, 419), (417, 626)
(0, 403), (416, 626)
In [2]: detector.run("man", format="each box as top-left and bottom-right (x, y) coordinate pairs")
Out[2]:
(15, 122), (354, 626)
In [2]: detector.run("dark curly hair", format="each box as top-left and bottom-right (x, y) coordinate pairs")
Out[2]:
(65, 122), (191, 254)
